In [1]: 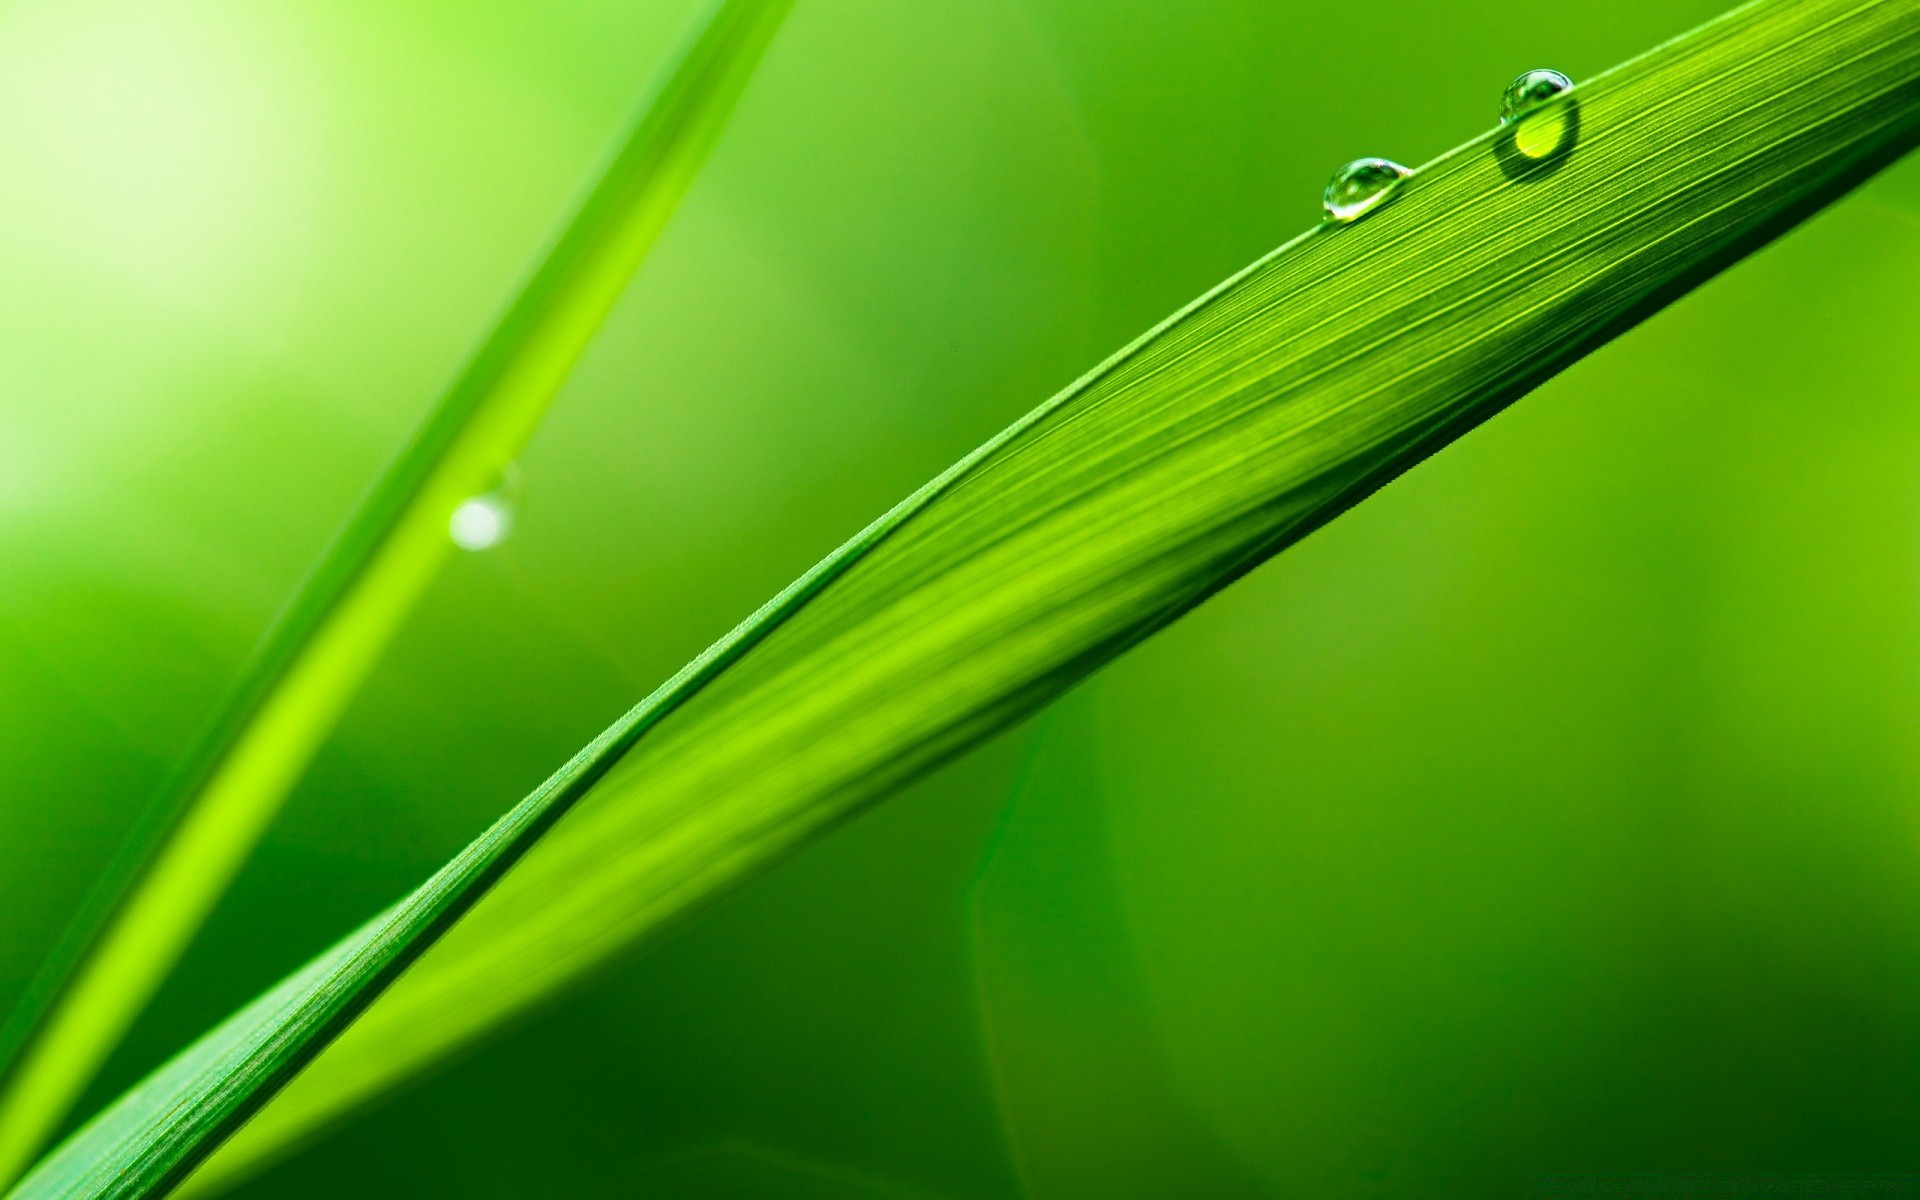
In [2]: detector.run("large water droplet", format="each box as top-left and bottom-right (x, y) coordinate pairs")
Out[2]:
(1501, 69), (1573, 123)
(450, 492), (514, 551)
(1322, 157), (1411, 224)
(1499, 69), (1578, 166)
(1489, 68), (1582, 177)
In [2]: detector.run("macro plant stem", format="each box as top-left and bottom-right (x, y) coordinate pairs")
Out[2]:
(10, 0), (1920, 1195)
(0, 0), (793, 1189)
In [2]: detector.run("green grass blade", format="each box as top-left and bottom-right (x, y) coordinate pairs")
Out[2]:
(0, 0), (793, 1188)
(17, 0), (1920, 1195)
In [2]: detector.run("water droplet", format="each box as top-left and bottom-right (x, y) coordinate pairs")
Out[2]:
(1495, 69), (1580, 179)
(1322, 157), (1412, 224)
(1501, 69), (1573, 123)
(1499, 69), (1578, 165)
(450, 492), (514, 551)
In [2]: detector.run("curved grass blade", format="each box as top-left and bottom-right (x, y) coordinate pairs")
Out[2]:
(0, 0), (794, 1188)
(18, 0), (1920, 1195)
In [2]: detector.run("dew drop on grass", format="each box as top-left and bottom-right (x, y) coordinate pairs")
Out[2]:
(1501, 69), (1577, 161)
(450, 493), (514, 551)
(1323, 157), (1412, 223)
(1501, 68), (1573, 121)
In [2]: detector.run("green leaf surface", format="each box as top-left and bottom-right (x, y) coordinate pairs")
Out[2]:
(18, 0), (1920, 1195)
(0, 0), (792, 1189)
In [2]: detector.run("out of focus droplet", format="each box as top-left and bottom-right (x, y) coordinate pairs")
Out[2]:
(450, 493), (513, 551)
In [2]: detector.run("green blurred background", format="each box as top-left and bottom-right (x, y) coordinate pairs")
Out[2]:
(4, 0), (1920, 1194)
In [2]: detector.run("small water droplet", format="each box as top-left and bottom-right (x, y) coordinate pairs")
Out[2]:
(1495, 69), (1580, 179)
(1322, 157), (1412, 224)
(450, 492), (514, 551)
(1501, 69), (1573, 123)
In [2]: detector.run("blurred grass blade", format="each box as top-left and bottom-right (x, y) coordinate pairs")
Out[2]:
(0, 0), (793, 1187)
(16, 0), (1920, 1195)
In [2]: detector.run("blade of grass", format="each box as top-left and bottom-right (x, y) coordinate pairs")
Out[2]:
(0, 0), (793, 1187)
(17, 0), (1920, 1195)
